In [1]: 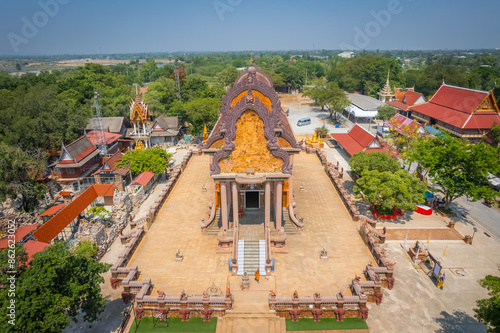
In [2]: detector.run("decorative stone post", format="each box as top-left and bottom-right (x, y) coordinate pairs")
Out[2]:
(276, 181), (283, 230)
(232, 182), (239, 229)
(220, 182), (228, 234)
(265, 181), (271, 228)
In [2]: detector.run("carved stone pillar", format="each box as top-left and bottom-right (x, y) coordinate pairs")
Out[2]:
(220, 182), (228, 234)
(276, 181), (283, 231)
(265, 181), (271, 228)
(232, 182), (239, 229)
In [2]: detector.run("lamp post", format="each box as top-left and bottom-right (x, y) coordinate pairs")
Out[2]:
(471, 227), (478, 245)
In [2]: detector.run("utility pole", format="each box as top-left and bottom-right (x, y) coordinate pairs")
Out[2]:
(90, 92), (107, 157)
(174, 67), (181, 102)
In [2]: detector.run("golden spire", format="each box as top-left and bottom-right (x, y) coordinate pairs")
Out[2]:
(203, 124), (208, 144)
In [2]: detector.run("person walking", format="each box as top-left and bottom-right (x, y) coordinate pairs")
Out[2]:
(255, 269), (260, 283)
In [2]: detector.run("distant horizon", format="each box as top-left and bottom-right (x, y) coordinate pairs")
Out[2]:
(2, 48), (500, 59)
(1, 0), (499, 56)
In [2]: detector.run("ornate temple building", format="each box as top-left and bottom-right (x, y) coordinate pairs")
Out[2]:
(129, 94), (151, 149)
(202, 64), (301, 275)
(410, 83), (500, 142)
(378, 70), (396, 102)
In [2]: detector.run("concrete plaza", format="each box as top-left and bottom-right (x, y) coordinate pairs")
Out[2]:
(128, 152), (374, 298)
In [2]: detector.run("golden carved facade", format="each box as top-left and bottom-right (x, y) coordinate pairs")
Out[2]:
(278, 137), (292, 148)
(231, 90), (272, 112)
(219, 110), (283, 173)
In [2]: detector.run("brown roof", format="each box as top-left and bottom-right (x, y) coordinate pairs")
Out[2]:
(60, 136), (97, 164)
(33, 184), (115, 243)
(154, 114), (179, 130)
(330, 124), (378, 156)
(86, 117), (125, 134)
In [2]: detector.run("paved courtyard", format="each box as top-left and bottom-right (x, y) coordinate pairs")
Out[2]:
(128, 152), (374, 298)
(274, 152), (374, 295)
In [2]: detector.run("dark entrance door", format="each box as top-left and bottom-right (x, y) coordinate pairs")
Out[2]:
(245, 191), (260, 209)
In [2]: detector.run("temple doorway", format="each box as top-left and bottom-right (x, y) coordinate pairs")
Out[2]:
(245, 191), (260, 209)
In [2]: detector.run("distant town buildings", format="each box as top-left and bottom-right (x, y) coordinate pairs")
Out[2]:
(338, 51), (355, 59)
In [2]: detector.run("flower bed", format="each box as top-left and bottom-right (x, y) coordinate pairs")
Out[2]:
(371, 207), (403, 220)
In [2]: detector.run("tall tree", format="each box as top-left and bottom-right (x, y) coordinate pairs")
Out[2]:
(406, 134), (500, 209)
(115, 147), (172, 176)
(0, 242), (111, 332)
(354, 169), (427, 212)
(349, 151), (401, 176)
(375, 104), (398, 121)
(0, 144), (47, 212)
(475, 275), (500, 332)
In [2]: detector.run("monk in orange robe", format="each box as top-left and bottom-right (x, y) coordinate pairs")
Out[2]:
(255, 269), (260, 283)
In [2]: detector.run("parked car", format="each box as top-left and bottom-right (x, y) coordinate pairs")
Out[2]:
(297, 117), (311, 126)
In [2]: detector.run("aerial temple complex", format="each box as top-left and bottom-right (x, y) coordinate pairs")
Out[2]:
(201, 64), (302, 274)
(108, 64), (396, 330)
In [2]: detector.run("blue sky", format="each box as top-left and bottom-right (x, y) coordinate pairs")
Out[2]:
(0, 0), (499, 55)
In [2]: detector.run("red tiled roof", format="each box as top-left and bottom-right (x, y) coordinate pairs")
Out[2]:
(404, 91), (424, 106)
(410, 84), (500, 130)
(23, 240), (49, 264)
(39, 203), (65, 217)
(87, 131), (122, 146)
(331, 124), (377, 156)
(60, 191), (72, 197)
(387, 100), (409, 111)
(94, 151), (124, 174)
(131, 171), (155, 186)
(32, 184), (115, 243)
(0, 223), (40, 249)
(384, 114), (423, 135)
(430, 84), (487, 113)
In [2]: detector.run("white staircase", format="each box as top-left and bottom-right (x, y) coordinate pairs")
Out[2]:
(236, 240), (266, 276)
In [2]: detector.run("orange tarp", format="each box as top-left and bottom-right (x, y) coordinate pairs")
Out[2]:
(33, 184), (115, 243)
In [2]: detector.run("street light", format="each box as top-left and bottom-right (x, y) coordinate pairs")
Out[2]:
(470, 227), (478, 245)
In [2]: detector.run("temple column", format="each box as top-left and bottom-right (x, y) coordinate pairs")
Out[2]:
(232, 182), (239, 229)
(276, 181), (283, 231)
(220, 182), (228, 234)
(265, 181), (271, 228)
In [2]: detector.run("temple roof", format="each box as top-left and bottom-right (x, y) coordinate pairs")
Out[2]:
(410, 84), (500, 130)
(130, 95), (150, 124)
(86, 117), (126, 134)
(58, 135), (98, 165)
(202, 64), (298, 176)
(387, 90), (425, 111)
(153, 114), (179, 130)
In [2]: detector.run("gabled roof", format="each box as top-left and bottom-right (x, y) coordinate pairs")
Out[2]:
(153, 114), (179, 130)
(410, 84), (500, 130)
(33, 184), (115, 243)
(131, 171), (155, 186)
(387, 90), (425, 111)
(330, 124), (379, 156)
(87, 131), (122, 146)
(0, 223), (40, 249)
(59, 136), (97, 164)
(384, 114), (424, 135)
(347, 94), (385, 111)
(86, 117), (125, 134)
(94, 151), (123, 174)
(39, 203), (66, 217)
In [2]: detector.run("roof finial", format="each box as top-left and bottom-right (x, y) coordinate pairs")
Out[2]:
(442, 76), (445, 84)
(250, 52), (254, 65)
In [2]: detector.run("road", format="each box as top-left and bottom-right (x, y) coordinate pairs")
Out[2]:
(453, 196), (500, 241)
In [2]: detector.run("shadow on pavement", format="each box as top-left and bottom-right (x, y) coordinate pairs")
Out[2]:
(433, 310), (486, 333)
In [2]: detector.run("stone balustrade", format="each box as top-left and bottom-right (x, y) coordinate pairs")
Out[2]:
(110, 149), (232, 319)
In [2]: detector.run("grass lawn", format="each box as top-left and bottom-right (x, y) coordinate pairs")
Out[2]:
(128, 316), (217, 333)
(286, 318), (368, 331)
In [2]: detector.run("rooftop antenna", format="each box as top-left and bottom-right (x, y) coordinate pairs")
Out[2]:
(91, 92), (107, 157)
